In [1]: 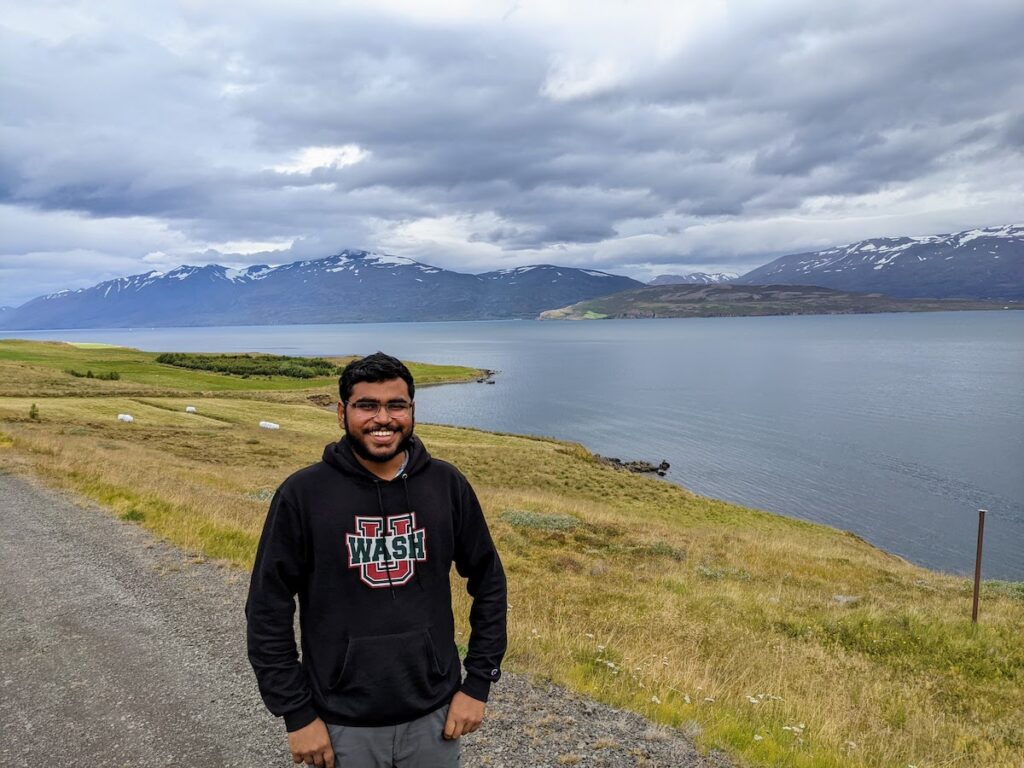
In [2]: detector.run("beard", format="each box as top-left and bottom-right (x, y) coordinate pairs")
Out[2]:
(344, 414), (415, 464)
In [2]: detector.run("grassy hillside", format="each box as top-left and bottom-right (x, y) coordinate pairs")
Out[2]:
(0, 339), (482, 398)
(0, 339), (1020, 768)
(540, 284), (1021, 320)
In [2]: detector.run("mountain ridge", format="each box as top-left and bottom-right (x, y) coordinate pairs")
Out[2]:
(735, 224), (1023, 299)
(647, 272), (738, 286)
(0, 250), (642, 329)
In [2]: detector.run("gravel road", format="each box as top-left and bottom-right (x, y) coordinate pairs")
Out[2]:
(0, 471), (729, 768)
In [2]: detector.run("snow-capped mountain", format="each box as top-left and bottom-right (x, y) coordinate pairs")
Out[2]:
(0, 250), (641, 329)
(735, 224), (1023, 299)
(647, 272), (738, 286)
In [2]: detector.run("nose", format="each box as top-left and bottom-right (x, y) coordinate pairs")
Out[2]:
(372, 406), (391, 422)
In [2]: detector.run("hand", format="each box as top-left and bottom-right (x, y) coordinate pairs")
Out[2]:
(443, 691), (486, 740)
(288, 718), (335, 768)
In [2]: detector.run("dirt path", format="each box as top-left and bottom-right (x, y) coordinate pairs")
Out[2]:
(0, 471), (729, 767)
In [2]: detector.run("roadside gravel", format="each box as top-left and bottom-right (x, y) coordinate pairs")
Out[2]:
(0, 471), (729, 768)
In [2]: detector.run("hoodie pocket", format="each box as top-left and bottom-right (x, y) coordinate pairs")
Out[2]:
(328, 628), (451, 720)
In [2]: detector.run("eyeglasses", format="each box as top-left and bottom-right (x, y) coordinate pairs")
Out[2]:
(345, 400), (414, 417)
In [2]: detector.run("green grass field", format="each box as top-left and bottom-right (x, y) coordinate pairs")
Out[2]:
(1, 339), (1021, 768)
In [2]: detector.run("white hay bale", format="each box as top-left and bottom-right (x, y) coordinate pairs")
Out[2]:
(259, 421), (280, 430)
(185, 406), (197, 413)
(117, 414), (134, 423)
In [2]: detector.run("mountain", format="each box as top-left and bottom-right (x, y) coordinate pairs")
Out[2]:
(735, 224), (1023, 299)
(539, 283), (1018, 320)
(647, 272), (738, 286)
(0, 251), (642, 329)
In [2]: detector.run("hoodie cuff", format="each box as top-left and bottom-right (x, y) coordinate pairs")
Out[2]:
(283, 703), (319, 732)
(459, 673), (493, 703)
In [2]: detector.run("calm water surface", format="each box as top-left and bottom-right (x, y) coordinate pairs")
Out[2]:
(13, 312), (1023, 579)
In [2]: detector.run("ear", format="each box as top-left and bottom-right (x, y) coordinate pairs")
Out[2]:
(337, 401), (346, 431)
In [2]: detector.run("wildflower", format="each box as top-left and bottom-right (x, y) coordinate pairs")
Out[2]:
(683, 695), (691, 704)
(703, 697), (715, 703)
(651, 696), (661, 704)
(753, 735), (763, 742)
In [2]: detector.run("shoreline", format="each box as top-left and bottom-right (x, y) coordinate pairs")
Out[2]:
(3, 336), (1019, 581)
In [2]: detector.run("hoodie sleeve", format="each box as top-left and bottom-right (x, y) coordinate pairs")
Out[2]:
(452, 478), (508, 702)
(245, 488), (318, 732)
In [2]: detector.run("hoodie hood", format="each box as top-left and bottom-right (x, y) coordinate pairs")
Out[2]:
(323, 433), (432, 481)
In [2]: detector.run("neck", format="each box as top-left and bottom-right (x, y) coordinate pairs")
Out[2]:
(353, 449), (407, 481)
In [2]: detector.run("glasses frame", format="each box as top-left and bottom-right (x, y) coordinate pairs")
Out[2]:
(344, 399), (415, 417)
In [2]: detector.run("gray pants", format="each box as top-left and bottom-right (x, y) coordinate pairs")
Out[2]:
(326, 704), (459, 768)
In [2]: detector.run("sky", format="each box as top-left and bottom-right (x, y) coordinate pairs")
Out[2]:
(2, 0), (1023, 307)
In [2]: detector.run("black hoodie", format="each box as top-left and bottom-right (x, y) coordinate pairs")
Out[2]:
(245, 435), (507, 731)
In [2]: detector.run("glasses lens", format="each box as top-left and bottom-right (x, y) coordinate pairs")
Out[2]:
(386, 402), (412, 415)
(352, 401), (380, 414)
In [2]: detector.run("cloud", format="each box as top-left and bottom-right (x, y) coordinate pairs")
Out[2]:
(1, 0), (1022, 304)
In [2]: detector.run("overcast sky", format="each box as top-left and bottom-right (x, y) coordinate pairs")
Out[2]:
(1, 0), (1022, 307)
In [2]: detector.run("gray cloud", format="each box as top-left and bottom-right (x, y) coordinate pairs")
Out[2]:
(1, 0), (1022, 305)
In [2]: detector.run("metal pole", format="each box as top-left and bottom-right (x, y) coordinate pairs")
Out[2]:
(971, 509), (986, 625)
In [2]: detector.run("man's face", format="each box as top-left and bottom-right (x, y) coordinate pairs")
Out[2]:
(338, 378), (415, 464)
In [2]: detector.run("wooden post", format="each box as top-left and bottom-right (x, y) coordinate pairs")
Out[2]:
(971, 509), (986, 625)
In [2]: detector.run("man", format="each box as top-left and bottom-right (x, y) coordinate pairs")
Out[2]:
(246, 352), (507, 768)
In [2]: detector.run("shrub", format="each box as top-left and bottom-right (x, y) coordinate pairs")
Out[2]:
(502, 509), (580, 531)
(155, 352), (340, 379)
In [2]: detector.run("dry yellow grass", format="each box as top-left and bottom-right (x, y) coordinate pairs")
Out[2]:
(1, 341), (1021, 768)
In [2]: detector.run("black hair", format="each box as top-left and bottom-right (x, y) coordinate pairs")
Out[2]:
(339, 352), (415, 402)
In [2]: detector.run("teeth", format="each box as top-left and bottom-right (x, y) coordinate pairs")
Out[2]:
(370, 430), (393, 436)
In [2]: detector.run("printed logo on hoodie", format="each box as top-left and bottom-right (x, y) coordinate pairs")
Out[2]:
(346, 512), (428, 588)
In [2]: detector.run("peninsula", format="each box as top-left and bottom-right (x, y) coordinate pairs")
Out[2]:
(540, 283), (1019, 320)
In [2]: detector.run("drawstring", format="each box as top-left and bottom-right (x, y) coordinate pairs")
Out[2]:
(402, 474), (426, 592)
(374, 480), (397, 599)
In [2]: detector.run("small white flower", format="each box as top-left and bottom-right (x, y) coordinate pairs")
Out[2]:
(651, 696), (661, 704)
(683, 695), (691, 704)
(753, 735), (763, 742)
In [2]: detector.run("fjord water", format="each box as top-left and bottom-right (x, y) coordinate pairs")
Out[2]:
(16, 311), (1023, 579)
